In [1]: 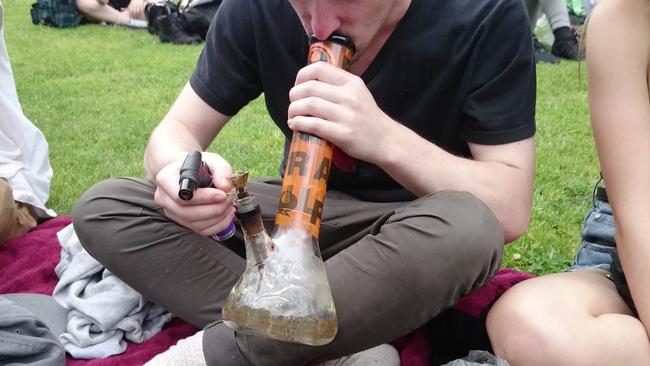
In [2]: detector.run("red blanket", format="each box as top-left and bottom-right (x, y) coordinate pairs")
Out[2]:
(0, 216), (197, 365)
(0, 215), (533, 365)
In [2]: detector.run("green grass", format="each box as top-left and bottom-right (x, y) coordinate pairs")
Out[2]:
(508, 63), (595, 274)
(3, 0), (282, 208)
(3, 0), (596, 275)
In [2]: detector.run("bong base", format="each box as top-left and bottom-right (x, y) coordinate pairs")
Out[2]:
(223, 304), (337, 346)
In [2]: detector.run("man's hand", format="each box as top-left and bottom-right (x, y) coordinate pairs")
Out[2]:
(153, 152), (235, 237)
(288, 61), (535, 243)
(287, 61), (395, 166)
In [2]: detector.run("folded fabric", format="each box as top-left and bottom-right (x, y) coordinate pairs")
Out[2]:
(0, 216), (198, 365)
(53, 224), (174, 359)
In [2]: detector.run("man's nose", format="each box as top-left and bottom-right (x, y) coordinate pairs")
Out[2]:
(310, 1), (340, 40)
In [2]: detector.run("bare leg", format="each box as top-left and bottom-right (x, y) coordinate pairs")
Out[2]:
(487, 270), (650, 366)
(75, 0), (131, 25)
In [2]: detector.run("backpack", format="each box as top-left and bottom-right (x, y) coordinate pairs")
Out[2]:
(30, 0), (82, 28)
(179, 0), (222, 39)
(144, 0), (221, 44)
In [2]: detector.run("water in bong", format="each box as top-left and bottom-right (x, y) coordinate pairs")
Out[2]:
(222, 228), (337, 345)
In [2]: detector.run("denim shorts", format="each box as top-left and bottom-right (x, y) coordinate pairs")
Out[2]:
(568, 198), (617, 273)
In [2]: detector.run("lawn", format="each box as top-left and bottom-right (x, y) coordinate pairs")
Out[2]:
(2, 0), (597, 275)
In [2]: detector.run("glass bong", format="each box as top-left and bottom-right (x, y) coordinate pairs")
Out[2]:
(222, 34), (355, 346)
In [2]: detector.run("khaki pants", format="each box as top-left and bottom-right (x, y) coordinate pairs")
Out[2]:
(0, 179), (37, 245)
(73, 177), (504, 366)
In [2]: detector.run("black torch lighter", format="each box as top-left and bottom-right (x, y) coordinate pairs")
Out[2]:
(178, 151), (235, 241)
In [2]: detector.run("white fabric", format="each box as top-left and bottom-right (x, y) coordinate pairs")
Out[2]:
(318, 344), (401, 366)
(53, 224), (174, 359)
(144, 331), (207, 366)
(0, 0), (55, 218)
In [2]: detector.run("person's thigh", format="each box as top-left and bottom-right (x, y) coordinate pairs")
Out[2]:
(489, 269), (633, 325)
(73, 176), (397, 329)
(318, 190), (504, 358)
(487, 270), (649, 366)
(247, 177), (408, 258)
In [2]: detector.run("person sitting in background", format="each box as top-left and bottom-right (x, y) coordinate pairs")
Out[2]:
(0, 4), (56, 245)
(75, 0), (150, 28)
(523, 0), (583, 63)
(487, 0), (650, 364)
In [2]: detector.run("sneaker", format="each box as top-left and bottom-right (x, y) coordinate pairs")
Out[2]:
(533, 37), (560, 64)
(551, 26), (584, 61)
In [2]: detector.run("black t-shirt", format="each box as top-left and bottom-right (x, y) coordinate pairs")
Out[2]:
(190, 0), (536, 202)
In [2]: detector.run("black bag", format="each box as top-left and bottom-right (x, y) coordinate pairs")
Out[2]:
(145, 0), (221, 44)
(145, 1), (179, 35)
(179, 0), (222, 39)
(30, 0), (82, 28)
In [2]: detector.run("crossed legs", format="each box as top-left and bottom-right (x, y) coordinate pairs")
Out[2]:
(73, 177), (504, 365)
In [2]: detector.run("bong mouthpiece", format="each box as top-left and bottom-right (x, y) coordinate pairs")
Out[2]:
(307, 33), (355, 70)
(308, 34), (355, 55)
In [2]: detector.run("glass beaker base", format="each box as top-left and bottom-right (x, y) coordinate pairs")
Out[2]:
(223, 304), (337, 346)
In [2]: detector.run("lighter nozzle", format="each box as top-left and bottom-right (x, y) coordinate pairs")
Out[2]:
(178, 179), (195, 200)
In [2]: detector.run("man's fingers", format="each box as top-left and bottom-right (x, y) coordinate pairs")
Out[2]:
(294, 62), (349, 86)
(287, 95), (341, 121)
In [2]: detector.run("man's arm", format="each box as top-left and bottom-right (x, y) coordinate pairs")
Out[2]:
(288, 63), (535, 243)
(144, 82), (236, 237)
(380, 130), (534, 244)
(144, 82), (231, 182)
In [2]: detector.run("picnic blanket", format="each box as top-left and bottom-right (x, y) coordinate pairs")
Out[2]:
(0, 215), (534, 365)
(0, 216), (197, 365)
